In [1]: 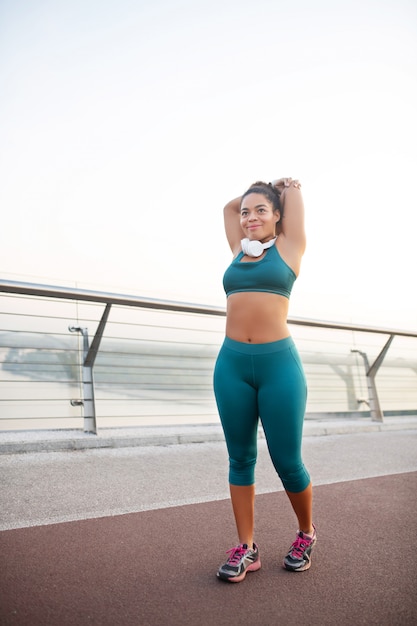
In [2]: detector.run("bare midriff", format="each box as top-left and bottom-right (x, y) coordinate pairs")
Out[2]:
(225, 292), (291, 344)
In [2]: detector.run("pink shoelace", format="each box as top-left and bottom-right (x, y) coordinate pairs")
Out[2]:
(289, 533), (313, 559)
(225, 545), (249, 566)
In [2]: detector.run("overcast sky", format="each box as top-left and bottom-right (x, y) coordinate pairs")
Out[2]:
(1, 0), (416, 330)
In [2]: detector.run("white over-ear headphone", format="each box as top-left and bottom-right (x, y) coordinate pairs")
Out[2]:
(241, 237), (277, 258)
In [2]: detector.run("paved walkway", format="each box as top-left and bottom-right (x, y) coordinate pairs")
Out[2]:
(1, 414), (416, 455)
(1, 420), (417, 625)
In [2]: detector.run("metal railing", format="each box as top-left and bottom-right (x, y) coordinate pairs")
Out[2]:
(1, 279), (416, 433)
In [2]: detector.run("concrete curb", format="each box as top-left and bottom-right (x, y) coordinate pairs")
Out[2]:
(303, 417), (417, 437)
(0, 416), (416, 455)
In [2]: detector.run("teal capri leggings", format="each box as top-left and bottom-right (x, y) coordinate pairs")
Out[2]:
(213, 336), (310, 493)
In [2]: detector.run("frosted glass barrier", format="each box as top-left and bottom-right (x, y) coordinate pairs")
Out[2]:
(0, 294), (416, 430)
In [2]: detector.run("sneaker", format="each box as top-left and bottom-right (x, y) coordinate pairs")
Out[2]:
(217, 543), (261, 582)
(283, 525), (317, 572)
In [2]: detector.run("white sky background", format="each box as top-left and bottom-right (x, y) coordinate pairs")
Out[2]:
(0, 0), (416, 330)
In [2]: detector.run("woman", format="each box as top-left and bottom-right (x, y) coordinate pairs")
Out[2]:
(214, 177), (316, 582)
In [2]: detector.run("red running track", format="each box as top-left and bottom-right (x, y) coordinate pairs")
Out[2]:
(1, 472), (416, 625)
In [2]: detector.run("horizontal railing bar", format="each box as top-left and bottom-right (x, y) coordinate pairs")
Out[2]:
(0, 279), (416, 338)
(290, 319), (417, 338)
(0, 280), (226, 316)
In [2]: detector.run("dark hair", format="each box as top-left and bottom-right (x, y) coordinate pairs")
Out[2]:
(241, 181), (282, 215)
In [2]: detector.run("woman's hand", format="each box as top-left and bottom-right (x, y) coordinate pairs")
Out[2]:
(270, 178), (301, 195)
(270, 178), (302, 209)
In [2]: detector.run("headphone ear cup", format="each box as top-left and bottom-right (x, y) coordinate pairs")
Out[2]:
(241, 238), (264, 257)
(247, 240), (264, 256)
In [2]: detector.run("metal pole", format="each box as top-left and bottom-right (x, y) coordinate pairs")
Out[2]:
(69, 326), (97, 433)
(351, 335), (395, 422)
(68, 304), (112, 434)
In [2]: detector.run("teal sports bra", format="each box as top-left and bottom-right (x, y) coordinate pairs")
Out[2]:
(223, 244), (296, 299)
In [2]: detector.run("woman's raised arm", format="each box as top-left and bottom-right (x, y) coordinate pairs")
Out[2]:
(271, 178), (306, 255)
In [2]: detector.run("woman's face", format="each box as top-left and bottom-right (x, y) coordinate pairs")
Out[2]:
(240, 192), (280, 242)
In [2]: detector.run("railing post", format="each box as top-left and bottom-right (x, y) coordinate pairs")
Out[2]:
(351, 334), (395, 422)
(69, 326), (97, 434)
(69, 303), (112, 434)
